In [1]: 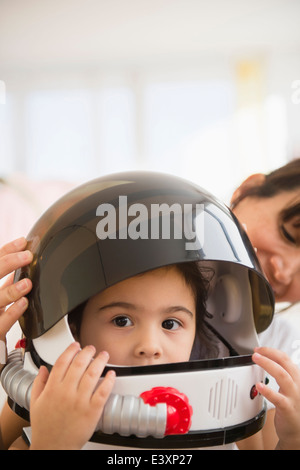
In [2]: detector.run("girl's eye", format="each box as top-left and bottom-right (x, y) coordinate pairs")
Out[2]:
(113, 316), (133, 328)
(162, 319), (181, 331)
(281, 224), (297, 244)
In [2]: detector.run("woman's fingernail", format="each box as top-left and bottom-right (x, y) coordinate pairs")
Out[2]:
(13, 237), (26, 249)
(16, 279), (30, 292)
(18, 250), (32, 262)
(16, 297), (28, 309)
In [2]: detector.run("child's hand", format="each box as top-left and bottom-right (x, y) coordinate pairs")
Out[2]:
(0, 238), (32, 370)
(252, 347), (300, 450)
(29, 342), (116, 450)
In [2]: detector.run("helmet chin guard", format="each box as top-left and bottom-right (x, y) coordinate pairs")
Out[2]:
(1, 171), (274, 448)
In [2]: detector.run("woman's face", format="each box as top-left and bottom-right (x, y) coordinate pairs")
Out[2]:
(78, 266), (196, 366)
(233, 190), (300, 303)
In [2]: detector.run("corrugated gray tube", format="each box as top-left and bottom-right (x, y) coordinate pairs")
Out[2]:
(1, 349), (34, 411)
(1, 350), (167, 439)
(97, 393), (167, 438)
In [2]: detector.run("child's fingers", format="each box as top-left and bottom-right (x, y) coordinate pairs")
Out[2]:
(46, 342), (81, 385)
(252, 351), (290, 390)
(254, 347), (300, 381)
(78, 350), (110, 398)
(255, 381), (287, 409)
(63, 345), (97, 389)
(253, 348), (296, 395)
(91, 369), (116, 409)
(31, 366), (50, 405)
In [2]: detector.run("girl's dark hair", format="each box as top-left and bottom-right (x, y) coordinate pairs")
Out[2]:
(233, 158), (300, 223)
(68, 261), (218, 361)
(174, 262), (218, 359)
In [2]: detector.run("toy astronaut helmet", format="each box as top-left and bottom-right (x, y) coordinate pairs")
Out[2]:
(2, 171), (274, 448)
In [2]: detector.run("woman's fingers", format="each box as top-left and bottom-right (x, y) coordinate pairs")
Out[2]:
(0, 274), (32, 341)
(0, 237), (33, 311)
(0, 237), (28, 257)
(0, 277), (32, 309)
(0, 238), (33, 340)
(0, 297), (29, 341)
(0, 238), (33, 280)
(0, 250), (32, 280)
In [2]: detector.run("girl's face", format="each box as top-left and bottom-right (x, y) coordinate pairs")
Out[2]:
(78, 266), (196, 366)
(233, 190), (300, 303)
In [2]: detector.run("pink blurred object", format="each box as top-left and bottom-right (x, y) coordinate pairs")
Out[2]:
(0, 174), (75, 246)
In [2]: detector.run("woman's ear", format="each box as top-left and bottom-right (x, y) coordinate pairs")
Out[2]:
(231, 173), (266, 207)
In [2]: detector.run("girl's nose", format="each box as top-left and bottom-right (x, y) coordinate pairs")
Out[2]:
(270, 255), (294, 286)
(134, 332), (163, 360)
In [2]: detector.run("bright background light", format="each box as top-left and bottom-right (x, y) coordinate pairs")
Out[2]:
(0, 0), (300, 201)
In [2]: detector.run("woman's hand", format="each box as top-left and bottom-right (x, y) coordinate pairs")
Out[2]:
(29, 343), (116, 450)
(0, 237), (32, 370)
(253, 347), (300, 450)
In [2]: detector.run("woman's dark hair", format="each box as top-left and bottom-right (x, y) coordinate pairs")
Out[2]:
(233, 158), (300, 223)
(68, 261), (218, 361)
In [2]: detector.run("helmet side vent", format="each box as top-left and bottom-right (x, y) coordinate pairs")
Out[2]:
(208, 378), (238, 420)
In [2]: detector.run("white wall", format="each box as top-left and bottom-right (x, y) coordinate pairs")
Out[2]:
(0, 0), (300, 200)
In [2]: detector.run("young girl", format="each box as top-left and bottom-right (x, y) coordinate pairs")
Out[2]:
(68, 262), (216, 365)
(27, 262), (213, 450)
(6, 258), (300, 450)
(1, 170), (300, 450)
(0, 246), (299, 450)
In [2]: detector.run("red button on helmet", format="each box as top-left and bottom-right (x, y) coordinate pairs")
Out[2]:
(140, 386), (193, 435)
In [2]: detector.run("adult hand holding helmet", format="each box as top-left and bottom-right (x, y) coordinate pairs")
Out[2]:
(0, 238), (32, 372)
